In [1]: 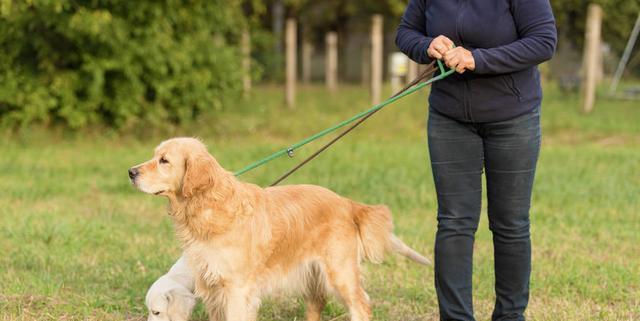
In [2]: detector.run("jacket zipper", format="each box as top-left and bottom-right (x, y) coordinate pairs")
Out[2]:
(456, 0), (470, 121)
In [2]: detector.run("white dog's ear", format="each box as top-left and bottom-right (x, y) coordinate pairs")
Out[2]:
(166, 289), (197, 320)
(181, 155), (217, 198)
(164, 291), (174, 303)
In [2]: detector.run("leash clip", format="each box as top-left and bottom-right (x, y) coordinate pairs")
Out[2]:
(286, 148), (294, 158)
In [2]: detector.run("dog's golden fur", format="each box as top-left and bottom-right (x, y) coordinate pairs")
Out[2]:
(130, 137), (429, 321)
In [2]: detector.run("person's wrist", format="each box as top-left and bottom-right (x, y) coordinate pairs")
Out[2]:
(466, 49), (476, 71)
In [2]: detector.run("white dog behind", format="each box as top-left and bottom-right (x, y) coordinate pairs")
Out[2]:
(146, 256), (196, 321)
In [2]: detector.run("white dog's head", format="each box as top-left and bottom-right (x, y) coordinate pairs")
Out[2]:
(146, 285), (196, 321)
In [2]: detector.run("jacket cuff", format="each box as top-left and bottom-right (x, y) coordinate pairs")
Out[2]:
(471, 49), (487, 74)
(419, 37), (434, 64)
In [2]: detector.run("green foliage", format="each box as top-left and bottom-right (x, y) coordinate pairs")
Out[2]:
(0, 0), (247, 129)
(552, 0), (640, 54)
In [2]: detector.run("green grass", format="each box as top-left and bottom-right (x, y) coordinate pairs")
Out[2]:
(1, 83), (639, 320)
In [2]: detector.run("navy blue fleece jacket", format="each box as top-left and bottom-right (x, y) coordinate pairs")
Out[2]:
(396, 0), (557, 122)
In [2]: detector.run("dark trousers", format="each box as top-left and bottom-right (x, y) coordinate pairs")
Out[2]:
(427, 107), (541, 321)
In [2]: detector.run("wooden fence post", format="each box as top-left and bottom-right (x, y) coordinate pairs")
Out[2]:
(325, 32), (338, 92)
(302, 39), (313, 84)
(242, 30), (251, 98)
(285, 18), (297, 108)
(371, 15), (383, 105)
(581, 4), (602, 114)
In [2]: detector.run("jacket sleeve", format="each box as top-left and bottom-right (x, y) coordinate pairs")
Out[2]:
(395, 0), (433, 64)
(471, 0), (557, 74)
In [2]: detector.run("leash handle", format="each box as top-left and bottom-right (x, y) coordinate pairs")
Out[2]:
(437, 44), (457, 76)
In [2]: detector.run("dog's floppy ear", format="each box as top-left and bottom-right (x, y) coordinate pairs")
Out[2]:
(181, 154), (217, 198)
(165, 289), (197, 320)
(164, 291), (174, 303)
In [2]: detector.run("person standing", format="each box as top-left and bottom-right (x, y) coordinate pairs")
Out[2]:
(395, 1), (557, 320)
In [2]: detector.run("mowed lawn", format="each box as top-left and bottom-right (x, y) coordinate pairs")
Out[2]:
(0, 84), (639, 320)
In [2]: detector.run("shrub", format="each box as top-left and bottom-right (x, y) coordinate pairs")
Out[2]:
(0, 0), (246, 129)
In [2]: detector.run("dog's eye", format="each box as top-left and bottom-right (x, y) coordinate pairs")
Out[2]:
(152, 310), (160, 315)
(159, 157), (169, 164)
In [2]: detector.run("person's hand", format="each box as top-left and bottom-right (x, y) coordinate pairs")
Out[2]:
(427, 35), (454, 60)
(443, 47), (476, 74)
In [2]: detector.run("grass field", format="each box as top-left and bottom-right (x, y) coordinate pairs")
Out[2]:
(1, 84), (639, 320)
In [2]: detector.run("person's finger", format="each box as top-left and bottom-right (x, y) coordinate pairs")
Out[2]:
(429, 48), (442, 59)
(442, 37), (454, 49)
(446, 56), (460, 69)
(428, 47), (442, 59)
(436, 43), (448, 55)
(456, 64), (466, 74)
(443, 49), (459, 62)
(435, 35), (449, 46)
(444, 47), (460, 57)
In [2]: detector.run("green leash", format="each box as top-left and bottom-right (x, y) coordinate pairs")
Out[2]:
(234, 59), (455, 179)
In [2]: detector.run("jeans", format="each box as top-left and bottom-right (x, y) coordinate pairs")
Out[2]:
(427, 107), (541, 321)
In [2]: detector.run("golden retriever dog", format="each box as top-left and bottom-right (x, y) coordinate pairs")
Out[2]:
(129, 137), (429, 321)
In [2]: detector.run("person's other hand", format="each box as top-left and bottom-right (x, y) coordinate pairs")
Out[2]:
(443, 47), (476, 74)
(427, 35), (454, 60)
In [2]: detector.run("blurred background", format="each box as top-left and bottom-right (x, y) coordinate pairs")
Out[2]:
(0, 1), (638, 320)
(0, 0), (639, 128)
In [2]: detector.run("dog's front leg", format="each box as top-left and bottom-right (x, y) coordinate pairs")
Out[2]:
(224, 286), (260, 321)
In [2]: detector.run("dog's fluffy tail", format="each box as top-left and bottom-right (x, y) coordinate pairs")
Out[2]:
(389, 234), (431, 265)
(353, 203), (430, 265)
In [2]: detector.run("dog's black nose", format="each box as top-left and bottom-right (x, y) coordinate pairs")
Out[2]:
(128, 168), (139, 179)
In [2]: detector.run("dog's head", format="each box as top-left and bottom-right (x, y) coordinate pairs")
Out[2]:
(129, 137), (224, 198)
(146, 286), (196, 321)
